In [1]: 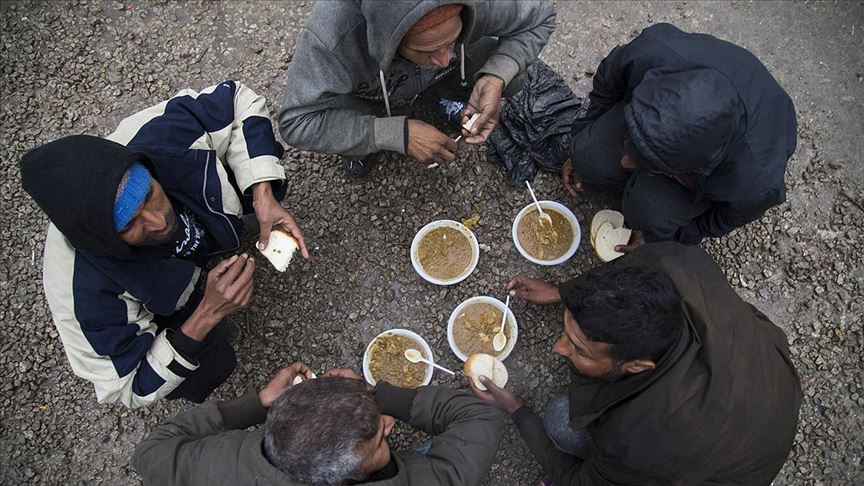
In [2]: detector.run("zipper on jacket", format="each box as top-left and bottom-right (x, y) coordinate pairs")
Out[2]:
(201, 151), (241, 257)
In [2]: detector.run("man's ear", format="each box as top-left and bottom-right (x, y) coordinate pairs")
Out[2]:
(622, 359), (655, 375)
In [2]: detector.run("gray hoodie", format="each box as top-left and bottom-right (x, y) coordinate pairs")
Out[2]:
(278, 0), (555, 158)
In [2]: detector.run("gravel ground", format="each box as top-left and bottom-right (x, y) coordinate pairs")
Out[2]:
(1, 1), (862, 485)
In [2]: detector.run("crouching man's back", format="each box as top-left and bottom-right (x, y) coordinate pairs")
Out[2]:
(132, 365), (504, 485)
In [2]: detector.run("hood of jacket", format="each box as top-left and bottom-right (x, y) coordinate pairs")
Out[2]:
(20, 135), (146, 259)
(624, 67), (745, 176)
(361, 0), (476, 72)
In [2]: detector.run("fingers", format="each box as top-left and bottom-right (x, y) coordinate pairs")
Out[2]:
(443, 137), (457, 154)
(438, 146), (456, 163)
(282, 223), (310, 260)
(228, 255), (256, 292)
(471, 103), (495, 136)
(615, 243), (640, 253)
(257, 221), (272, 251)
(234, 278), (254, 307)
(479, 375), (503, 394)
(217, 253), (249, 286)
(506, 275), (527, 292)
(614, 242), (639, 253)
(464, 109), (497, 143)
(294, 229), (310, 260)
(435, 133), (457, 163)
(289, 361), (311, 376)
(466, 376), (492, 400)
(460, 105), (478, 126)
(562, 171), (584, 199)
(614, 231), (645, 253)
(210, 255), (239, 279)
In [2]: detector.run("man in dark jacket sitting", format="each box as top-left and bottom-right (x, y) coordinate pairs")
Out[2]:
(20, 81), (309, 408)
(563, 23), (797, 249)
(132, 364), (505, 486)
(470, 243), (801, 485)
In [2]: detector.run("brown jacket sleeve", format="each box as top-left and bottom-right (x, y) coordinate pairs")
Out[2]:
(376, 383), (506, 486)
(131, 389), (266, 485)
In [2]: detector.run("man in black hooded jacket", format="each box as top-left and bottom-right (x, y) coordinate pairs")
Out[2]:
(563, 23), (797, 248)
(20, 81), (308, 408)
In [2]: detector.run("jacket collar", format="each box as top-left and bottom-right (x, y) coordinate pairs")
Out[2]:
(568, 307), (700, 429)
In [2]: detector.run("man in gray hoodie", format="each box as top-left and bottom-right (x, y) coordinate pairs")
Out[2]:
(133, 363), (505, 485)
(278, 1), (555, 177)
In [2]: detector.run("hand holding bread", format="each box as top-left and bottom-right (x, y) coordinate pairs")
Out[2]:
(465, 353), (524, 415)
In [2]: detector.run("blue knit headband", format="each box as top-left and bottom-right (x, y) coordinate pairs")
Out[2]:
(114, 162), (151, 232)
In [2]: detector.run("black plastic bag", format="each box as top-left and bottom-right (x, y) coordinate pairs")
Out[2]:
(487, 60), (582, 186)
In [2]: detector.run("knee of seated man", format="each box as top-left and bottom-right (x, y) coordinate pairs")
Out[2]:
(542, 392), (571, 439)
(621, 185), (684, 241)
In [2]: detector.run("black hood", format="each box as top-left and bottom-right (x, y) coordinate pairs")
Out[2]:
(20, 135), (149, 259)
(624, 68), (744, 176)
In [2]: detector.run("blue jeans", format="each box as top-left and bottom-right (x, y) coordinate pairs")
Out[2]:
(543, 392), (594, 459)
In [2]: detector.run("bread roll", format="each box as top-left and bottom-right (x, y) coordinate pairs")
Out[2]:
(291, 371), (317, 386)
(594, 223), (631, 263)
(258, 230), (299, 272)
(590, 209), (625, 247)
(590, 209), (631, 262)
(463, 113), (480, 132)
(464, 353), (508, 391)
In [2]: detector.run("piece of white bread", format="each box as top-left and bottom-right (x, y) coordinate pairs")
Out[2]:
(464, 353), (508, 391)
(463, 113), (481, 132)
(594, 221), (632, 263)
(590, 209), (625, 247)
(291, 371), (317, 386)
(258, 230), (299, 272)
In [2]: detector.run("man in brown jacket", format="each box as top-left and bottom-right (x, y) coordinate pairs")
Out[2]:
(132, 363), (504, 485)
(470, 242), (801, 485)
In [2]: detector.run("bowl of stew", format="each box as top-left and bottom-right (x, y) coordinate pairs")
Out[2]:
(363, 329), (434, 388)
(411, 220), (480, 286)
(447, 296), (518, 362)
(512, 201), (580, 266)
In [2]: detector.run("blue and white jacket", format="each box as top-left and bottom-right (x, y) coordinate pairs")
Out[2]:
(42, 81), (286, 408)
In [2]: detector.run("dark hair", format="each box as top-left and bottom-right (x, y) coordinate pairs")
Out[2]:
(559, 266), (683, 362)
(263, 377), (381, 485)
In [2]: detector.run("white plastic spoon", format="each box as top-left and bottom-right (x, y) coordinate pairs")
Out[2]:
(525, 181), (553, 227)
(404, 348), (456, 376)
(492, 295), (510, 352)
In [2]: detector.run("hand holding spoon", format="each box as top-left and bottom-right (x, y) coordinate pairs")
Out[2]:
(404, 348), (456, 376)
(492, 295), (510, 352)
(525, 181), (553, 227)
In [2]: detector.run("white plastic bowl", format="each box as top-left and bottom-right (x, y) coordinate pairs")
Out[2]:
(447, 296), (518, 362)
(512, 200), (581, 266)
(362, 329), (434, 387)
(410, 220), (480, 286)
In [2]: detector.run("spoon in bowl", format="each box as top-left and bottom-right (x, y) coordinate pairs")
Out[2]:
(404, 348), (456, 376)
(525, 181), (553, 227)
(492, 295), (510, 352)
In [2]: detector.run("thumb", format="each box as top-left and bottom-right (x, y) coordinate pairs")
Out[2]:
(472, 105), (494, 135)
(258, 222), (271, 251)
(479, 375), (502, 394)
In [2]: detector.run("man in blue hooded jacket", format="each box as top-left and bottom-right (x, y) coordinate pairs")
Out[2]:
(20, 81), (308, 408)
(563, 23), (797, 248)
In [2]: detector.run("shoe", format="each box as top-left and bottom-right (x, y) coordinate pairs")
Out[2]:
(342, 153), (379, 178)
(437, 98), (466, 126)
